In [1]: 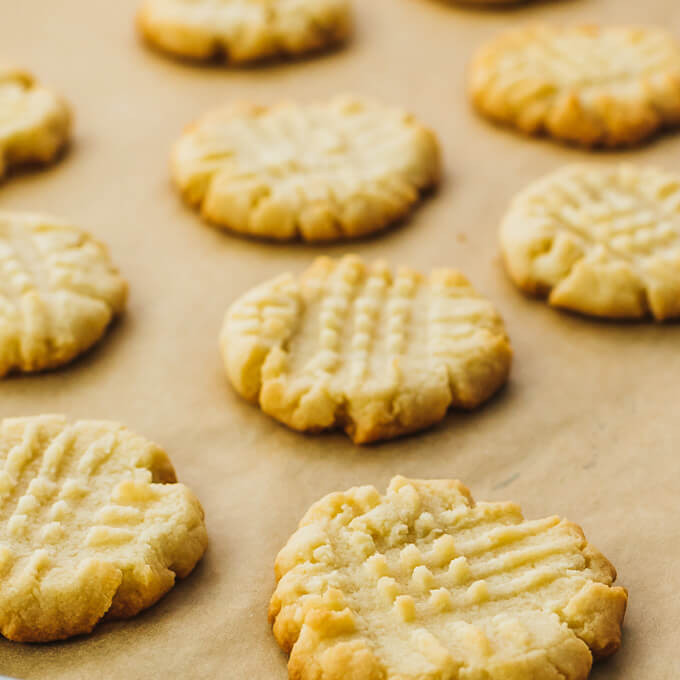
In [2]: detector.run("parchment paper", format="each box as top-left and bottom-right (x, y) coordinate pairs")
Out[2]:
(1, 0), (679, 677)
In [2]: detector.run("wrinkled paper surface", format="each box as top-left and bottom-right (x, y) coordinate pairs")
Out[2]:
(1, 0), (679, 677)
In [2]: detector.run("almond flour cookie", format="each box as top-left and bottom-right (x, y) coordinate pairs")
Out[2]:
(0, 415), (208, 642)
(172, 96), (441, 242)
(470, 25), (680, 148)
(0, 212), (127, 377)
(501, 164), (680, 320)
(0, 65), (71, 180)
(221, 255), (511, 444)
(270, 476), (627, 680)
(138, 0), (351, 63)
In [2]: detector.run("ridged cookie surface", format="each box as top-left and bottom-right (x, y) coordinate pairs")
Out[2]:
(0, 213), (127, 377)
(0, 415), (208, 642)
(221, 255), (511, 443)
(0, 65), (70, 179)
(172, 96), (441, 241)
(470, 25), (680, 148)
(138, 0), (351, 63)
(501, 164), (680, 320)
(270, 476), (627, 680)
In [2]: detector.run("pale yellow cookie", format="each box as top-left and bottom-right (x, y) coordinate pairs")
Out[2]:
(470, 25), (680, 147)
(270, 476), (627, 680)
(0, 212), (127, 377)
(0, 415), (208, 642)
(0, 64), (71, 179)
(138, 0), (351, 63)
(172, 96), (441, 242)
(501, 164), (680, 320)
(221, 255), (511, 444)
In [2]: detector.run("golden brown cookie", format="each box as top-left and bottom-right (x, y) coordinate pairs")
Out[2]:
(0, 64), (70, 180)
(0, 212), (127, 377)
(0, 415), (208, 642)
(501, 164), (680, 320)
(138, 0), (351, 63)
(172, 96), (441, 242)
(470, 25), (680, 148)
(270, 476), (627, 680)
(221, 255), (511, 443)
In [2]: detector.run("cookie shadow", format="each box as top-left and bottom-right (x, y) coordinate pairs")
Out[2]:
(427, 0), (582, 13)
(0, 141), (73, 190)
(589, 621), (638, 678)
(414, 377), (516, 444)
(475, 115), (680, 156)
(138, 33), (351, 75)
(510, 287), (680, 328)
(264, 376), (516, 456)
(183, 183), (441, 257)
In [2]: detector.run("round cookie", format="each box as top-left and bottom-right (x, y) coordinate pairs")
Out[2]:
(270, 476), (627, 680)
(0, 212), (127, 377)
(221, 255), (511, 444)
(469, 25), (680, 148)
(500, 164), (680, 320)
(0, 415), (208, 642)
(172, 96), (441, 242)
(0, 64), (71, 180)
(138, 0), (351, 63)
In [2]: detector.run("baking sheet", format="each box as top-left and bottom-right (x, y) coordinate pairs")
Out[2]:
(1, 0), (680, 677)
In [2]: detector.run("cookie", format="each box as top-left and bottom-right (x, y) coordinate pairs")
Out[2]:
(0, 415), (208, 642)
(470, 25), (680, 148)
(270, 476), (627, 680)
(0, 64), (71, 180)
(501, 164), (680, 320)
(0, 212), (127, 377)
(138, 0), (351, 63)
(172, 96), (441, 242)
(221, 255), (511, 444)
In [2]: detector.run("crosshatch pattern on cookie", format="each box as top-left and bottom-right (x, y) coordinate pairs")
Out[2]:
(138, 0), (352, 63)
(172, 96), (441, 241)
(0, 213), (127, 376)
(221, 256), (511, 443)
(270, 477), (627, 680)
(501, 164), (680, 320)
(0, 415), (208, 642)
(470, 25), (680, 147)
(0, 65), (70, 178)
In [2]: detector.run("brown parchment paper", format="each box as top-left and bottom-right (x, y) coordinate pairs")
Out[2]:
(1, 0), (680, 677)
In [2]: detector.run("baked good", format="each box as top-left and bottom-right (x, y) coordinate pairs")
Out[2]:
(221, 255), (511, 443)
(172, 96), (441, 242)
(470, 25), (680, 147)
(0, 415), (208, 642)
(138, 0), (351, 63)
(0, 64), (70, 180)
(500, 163), (680, 320)
(0, 212), (127, 377)
(270, 475), (627, 680)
